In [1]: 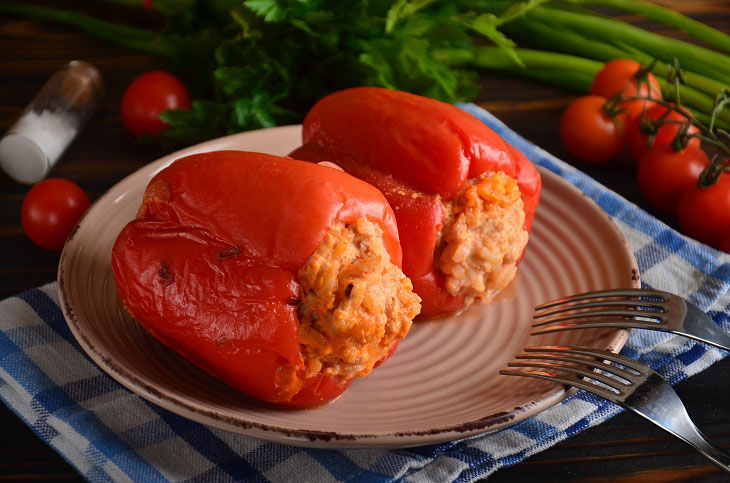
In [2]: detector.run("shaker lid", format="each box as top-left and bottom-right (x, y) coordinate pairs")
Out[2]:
(0, 134), (50, 184)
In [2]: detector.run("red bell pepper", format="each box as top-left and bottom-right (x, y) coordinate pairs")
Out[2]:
(111, 150), (404, 407)
(290, 87), (541, 318)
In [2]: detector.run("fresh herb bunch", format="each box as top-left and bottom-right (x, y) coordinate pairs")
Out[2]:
(2, 0), (730, 143)
(154, 0), (488, 142)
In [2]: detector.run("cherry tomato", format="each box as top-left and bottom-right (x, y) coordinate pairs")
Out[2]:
(591, 59), (662, 122)
(21, 178), (90, 251)
(637, 144), (708, 213)
(121, 70), (191, 137)
(677, 170), (730, 249)
(625, 105), (700, 162)
(560, 95), (627, 164)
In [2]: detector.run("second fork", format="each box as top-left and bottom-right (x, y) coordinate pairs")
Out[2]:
(531, 288), (730, 351)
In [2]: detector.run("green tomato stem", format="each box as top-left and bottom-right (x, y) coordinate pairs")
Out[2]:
(654, 77), (730, 125)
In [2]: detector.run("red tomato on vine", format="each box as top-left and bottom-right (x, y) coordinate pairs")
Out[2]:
(560, 95), (628, 164)
(626, 105), (700, 162)
(637, 145), (709, 213)
(677, 169), (730, 249)
(591, 59), (662, 122)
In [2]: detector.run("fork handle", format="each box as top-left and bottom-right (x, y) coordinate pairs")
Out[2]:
(687, 428), (730, 471)
(626, 374), (730, 472)
(682, 304), (730, 352)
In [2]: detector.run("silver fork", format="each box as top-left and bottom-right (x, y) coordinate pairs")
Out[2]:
(532, 288), (730, 351)
(500, 346), (730, 472)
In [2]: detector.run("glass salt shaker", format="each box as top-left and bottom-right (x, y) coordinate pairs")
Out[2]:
(0, 60), (103, 184)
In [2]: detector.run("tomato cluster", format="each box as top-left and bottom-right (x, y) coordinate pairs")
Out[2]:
(561, 59), (729, 252)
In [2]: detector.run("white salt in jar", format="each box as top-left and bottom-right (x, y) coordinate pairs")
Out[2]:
(0, 61), (103, 184)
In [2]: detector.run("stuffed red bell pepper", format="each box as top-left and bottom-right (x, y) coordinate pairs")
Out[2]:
(111, 151), (421, 407)
(290, 87), (541, 318)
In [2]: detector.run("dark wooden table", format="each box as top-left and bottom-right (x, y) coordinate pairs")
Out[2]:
(1, 2), (729, 481)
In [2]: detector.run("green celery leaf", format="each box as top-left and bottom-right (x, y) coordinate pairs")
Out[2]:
(497, 0), (549, 25)
(157, 99), (230, 145)
(244, 0), (287, 22)
(458, 13), (523, 67)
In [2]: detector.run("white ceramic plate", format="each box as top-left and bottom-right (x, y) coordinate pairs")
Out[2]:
(58, 125), (638, 448)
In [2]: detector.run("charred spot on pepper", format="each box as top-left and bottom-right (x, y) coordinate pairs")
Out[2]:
(217, 245), (240, 260)
(158, 260), (175, 286)
(286, 296), (300, 306)
(345, 283), (354, 298)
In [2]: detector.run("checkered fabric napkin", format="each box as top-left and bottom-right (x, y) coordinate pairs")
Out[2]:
(2, 103), (730, 482)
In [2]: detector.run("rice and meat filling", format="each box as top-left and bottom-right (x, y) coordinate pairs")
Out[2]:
(437, 171), (529, 306)
(297, 218), (421, 380)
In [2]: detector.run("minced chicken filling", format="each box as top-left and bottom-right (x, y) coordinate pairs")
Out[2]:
(437, 171), (528, 306)
(297, 218), (421, 380)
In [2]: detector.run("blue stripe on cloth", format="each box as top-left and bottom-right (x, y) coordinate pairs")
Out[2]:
(188, 466), (249, 482)
(511, 418), (561, 441)
(85, 467), (112, 483)
(450, 448), (495, 483)
(305, 449), (392, 482)
(0, 337), (58, 397)
(634, 240), (672, 274)
(450, 446), (494, 467)
(0, 327), (168, 481)
(244, 442), (299, 473)
(141, 405), (265, 481)
(676, 344), (706, 367)
(5, 325), (64, 350)
(17, 289), (77, 345)
(368, 451), (428, 478)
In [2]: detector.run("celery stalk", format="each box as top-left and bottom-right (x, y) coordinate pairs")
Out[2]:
(521, 6), (730, 84)
(566, 0), (730, 54)
(496, 15), (730, 99)
(438, 46), (730, 128)
(0, 2), (171, 57)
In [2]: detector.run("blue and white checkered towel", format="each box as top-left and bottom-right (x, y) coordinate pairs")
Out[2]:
(2, 104), (729, 482)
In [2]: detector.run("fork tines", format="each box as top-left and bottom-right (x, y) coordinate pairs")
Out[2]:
(499, 346), (649, 402)
(531, 288), (675, 335)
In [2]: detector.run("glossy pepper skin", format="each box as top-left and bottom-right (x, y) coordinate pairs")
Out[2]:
(111, 150), (402, 407)
(290, 87), (541, 318)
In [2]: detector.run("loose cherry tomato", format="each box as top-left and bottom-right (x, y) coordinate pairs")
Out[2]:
(625, 105), (700, 162)
(121, 70), (191, 137)
(560, 95), (627, 164)
(678, 170), (730, 249)
(21, 178), (90, 251)
(637, 144), (709, 213)
(591, 59), (662, 122)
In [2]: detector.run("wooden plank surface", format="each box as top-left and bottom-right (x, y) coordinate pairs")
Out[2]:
(1, 1), (729, 481)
